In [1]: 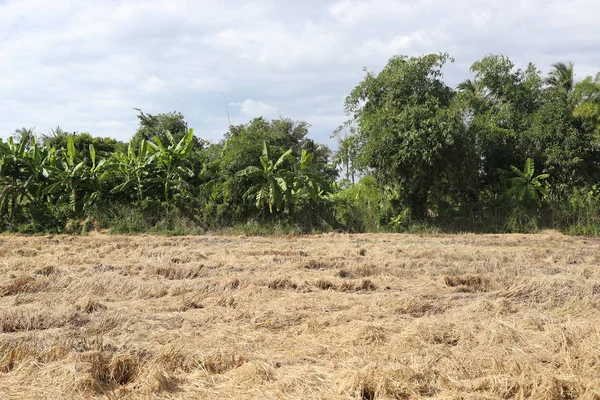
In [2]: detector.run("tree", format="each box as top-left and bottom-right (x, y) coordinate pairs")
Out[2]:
(573, 73), (600, 137)
(343, 53), (471, 219)
(43, 136), (105, 213)
(13, 127), (37, 147)
(461, 55), (544, 188)
(42, 130), (125, 158)
(546, 62), (575, 92)
(237, 141), (331, 215)
(520, 87), (595, 197)
(237, 141), (295, 214)
(130, 109), (203, 150)
(149, 128), (196, 202)
(508, 158), (549, 207)
(332, 131), (360, 183)
(111, 140), (158, 202)
(0, 132), (52, 216)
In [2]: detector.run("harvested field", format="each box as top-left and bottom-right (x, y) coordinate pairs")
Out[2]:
(1, 231), (600, 399)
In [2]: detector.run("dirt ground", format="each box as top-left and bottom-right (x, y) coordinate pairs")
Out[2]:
(1, 232), (600, 399)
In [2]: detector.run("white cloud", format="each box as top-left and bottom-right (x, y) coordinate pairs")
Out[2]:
(192, 77), (227, 92)
(1, 0), (599, 146)
(230, 99), (278, 118)
(329, 0), (415, 24)
(141, 76), (166, 94)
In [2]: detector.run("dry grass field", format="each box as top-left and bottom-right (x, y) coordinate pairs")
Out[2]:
(1, 232), (600, 399)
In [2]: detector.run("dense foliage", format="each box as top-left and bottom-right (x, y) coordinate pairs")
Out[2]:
(3, 54), (600, 234)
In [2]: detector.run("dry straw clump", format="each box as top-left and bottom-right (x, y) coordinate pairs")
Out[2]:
(1, 231), (600, 398)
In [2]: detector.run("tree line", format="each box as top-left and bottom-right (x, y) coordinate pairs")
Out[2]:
(2, 53), (600, 234)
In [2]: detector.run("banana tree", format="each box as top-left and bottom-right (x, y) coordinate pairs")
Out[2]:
(148, 128), (196, 202)
(294, 149), (332, 199)
(0, 133), (53, 215)
(237, 141), (294, 213)
(43, 136), (106, 212)
(111, 140), (158, 202)
(508, 158), (549, 207)
(237, 142), (332, 215)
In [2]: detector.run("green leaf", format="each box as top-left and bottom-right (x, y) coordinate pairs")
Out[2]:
(259, 156), (269, 171)
(72, 161), (85, 175)
(42, 182), (64, 195)
(537, 186), (549, 198)
(528, 187), (541, 207)
(262, 141), (272, 163)
(524, 158), (535, 179)
(174, 128), (193, 153)
(176, 165), (194, 178)
(111, 179), (135, 194)
(237, 166), (262, 177)
(275, 176), (288, 192)
(165, 130), (174, 144)
(270, 180), (282, 212)
(139, 140), (148, 159)
(298, 150), (314, 169)
(274, 149), (293, 170)
(89, 144), (96, 170)
(67, 135), (76, 161)
(153, 136), (165, 153)
(510, 165), (527, 180)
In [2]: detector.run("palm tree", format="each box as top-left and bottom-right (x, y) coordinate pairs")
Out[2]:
(457, 78), (478, 94)
(332, 133), (359, 183)
(546, 62), (575, 92)
(456, 78), (488, 114)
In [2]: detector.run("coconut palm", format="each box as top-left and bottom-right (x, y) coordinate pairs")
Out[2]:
(457, 78), (478, 94)
(546, 62), (575, 92)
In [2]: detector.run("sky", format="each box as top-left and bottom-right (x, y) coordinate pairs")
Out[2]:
(1, 0), (599, 147)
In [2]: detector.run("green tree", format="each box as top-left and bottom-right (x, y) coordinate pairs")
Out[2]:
(460, 55), (544, 188)
(343, 53), (471, 219)
(149, 128), (196, 202)
(520, 87), (595, 197)
(508, 158), (549, 207)
(237, 141), (294, 214)
(42, 129), (125, 158)
(546, 62), (575, 92)
(43, 136), (105, 213)
(111, 140), (158, 202)
(130, 109), (203, 150)
(573, 73), (600, 137)
(237, 141), (331, 216)
(332, 131), (360, 183)
(0, 132), (52, 217)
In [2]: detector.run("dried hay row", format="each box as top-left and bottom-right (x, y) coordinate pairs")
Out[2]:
(0, 232), (599, 399)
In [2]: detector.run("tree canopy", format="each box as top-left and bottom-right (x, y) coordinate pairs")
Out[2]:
(2, 53), (600, 235)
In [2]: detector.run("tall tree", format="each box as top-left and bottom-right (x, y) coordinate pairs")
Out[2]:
(343, 53), (472, 219)
(461, 55), (544, 189)
(332, 131), (360, 183)
(546, 62), (575, 92)
(130, 109), (203, 150)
